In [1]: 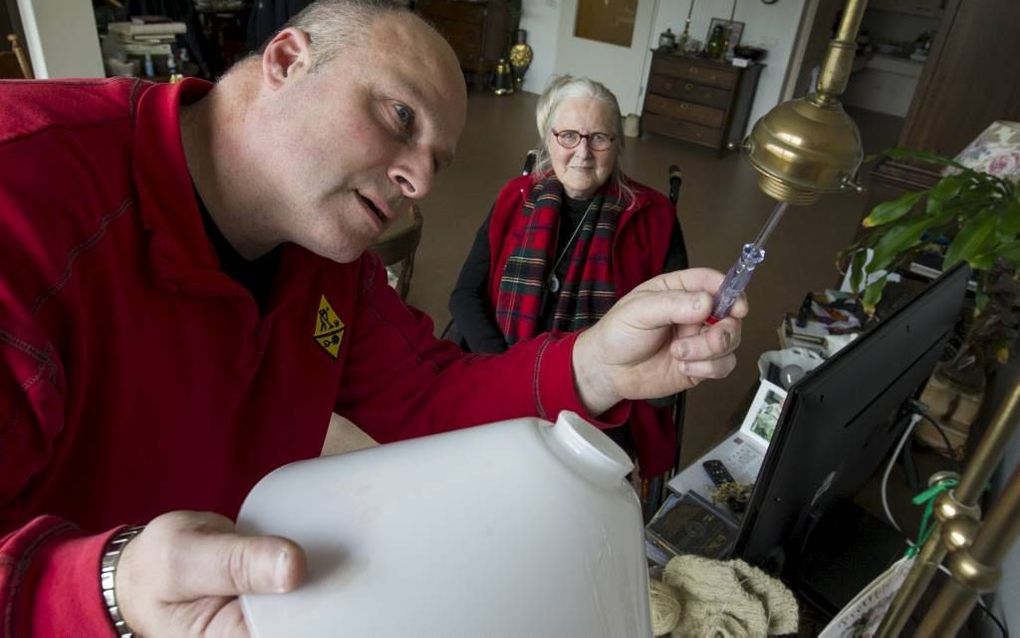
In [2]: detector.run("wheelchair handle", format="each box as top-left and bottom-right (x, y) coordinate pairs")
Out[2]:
(668, 165), (682, 206)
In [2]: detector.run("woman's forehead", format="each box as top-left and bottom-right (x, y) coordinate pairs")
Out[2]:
(553, 98), (611, 129)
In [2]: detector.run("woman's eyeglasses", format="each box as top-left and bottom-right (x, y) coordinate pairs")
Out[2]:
(551, 129), (615, 151)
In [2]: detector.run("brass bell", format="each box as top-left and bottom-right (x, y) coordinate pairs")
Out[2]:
(490, 58), (515, 96)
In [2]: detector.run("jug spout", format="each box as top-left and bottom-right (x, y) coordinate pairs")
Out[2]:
(543, 411), (634, 488)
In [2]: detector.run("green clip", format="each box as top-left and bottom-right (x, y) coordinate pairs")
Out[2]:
(905, 478), (959, 557)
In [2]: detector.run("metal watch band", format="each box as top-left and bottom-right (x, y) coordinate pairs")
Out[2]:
(100, 525), (145, 638)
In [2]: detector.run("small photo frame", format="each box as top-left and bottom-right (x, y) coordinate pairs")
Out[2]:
(707, 18), (744, 59)
(739, 379), (787, 446)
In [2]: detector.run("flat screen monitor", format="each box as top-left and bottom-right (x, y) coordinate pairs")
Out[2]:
(732, 263), (971, 570)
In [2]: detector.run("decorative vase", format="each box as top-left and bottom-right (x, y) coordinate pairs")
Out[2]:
(490, 57), (515, 95)
(658, 28), (677, 51)
(707, 24), (727, 60)
(623, 113), (640, 138)
(508, 29), (533, 90)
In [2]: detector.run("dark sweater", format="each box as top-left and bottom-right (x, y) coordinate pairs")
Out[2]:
(449, 198), (687, 353)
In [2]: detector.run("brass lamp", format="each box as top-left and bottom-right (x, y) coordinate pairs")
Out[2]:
(742, 0), (867, 205)
(740, 0), (1020, 634)
(706, 0), (867, 321)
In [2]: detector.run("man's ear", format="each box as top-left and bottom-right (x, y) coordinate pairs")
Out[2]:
(261, 27), (313, 88)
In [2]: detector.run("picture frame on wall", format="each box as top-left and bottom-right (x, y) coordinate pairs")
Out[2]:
(707, 18), (744, 59)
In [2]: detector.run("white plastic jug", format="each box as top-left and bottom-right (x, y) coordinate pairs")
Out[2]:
(237, 411), (652, 637)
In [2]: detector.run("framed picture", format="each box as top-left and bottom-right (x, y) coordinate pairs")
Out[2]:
(736, 379), (787, 447)
(706, 18), (744, 59)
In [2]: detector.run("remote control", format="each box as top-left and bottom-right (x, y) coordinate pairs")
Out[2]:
(702, 459), (747, 513)
(703, 459), (736, 486)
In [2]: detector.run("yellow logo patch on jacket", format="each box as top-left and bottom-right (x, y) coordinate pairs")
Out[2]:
(313, 294), (345, 358)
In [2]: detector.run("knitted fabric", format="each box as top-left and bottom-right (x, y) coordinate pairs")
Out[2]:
(655, 555), (798, 637)
(649, 578), (683, 635)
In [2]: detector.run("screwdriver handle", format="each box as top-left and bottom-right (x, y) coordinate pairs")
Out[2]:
(708, 243), (765, 323)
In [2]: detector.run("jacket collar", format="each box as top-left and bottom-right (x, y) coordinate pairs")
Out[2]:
(130, 79), (323, 302)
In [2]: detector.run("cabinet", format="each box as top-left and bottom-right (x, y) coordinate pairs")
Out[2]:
(641, 52), (763, 154)
(415, 0), (509, 85)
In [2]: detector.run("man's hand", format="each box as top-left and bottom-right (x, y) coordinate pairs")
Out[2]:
(573, 268), (747, 415)
(116, 511), (306, 637)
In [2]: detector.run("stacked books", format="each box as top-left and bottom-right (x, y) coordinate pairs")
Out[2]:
(106, 18), (185, 58)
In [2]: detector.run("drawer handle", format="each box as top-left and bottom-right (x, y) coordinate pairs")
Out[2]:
(680, 103), (690, 110)
(684, 82), (694, 91)
(688, 66), (699, 74)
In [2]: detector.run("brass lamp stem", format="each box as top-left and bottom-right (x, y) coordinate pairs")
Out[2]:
(877, 367), (1020, 636)
(740, 0), (868, 204)
(916, 464), (1020, 636)
(816, 0), (867, 99)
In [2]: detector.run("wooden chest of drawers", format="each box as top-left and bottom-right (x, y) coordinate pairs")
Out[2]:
(416, 0), (509, 85)
(641, 52), (763, 154)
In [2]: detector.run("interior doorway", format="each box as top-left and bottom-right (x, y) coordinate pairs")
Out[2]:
(553, 0), (658, 116)
(783, 0), (947, 156)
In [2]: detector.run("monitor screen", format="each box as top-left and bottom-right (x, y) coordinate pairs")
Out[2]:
(732, 263), (971, 570)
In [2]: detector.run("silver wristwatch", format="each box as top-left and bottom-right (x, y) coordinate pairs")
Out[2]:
(100, 525), (145, 638)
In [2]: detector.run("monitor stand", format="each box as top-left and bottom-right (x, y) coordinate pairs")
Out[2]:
(787, 498), (906, 619)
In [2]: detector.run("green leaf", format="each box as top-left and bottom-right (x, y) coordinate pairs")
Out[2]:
(944, 209), (998, 268)
(883, 148), (973, 173)
(848, 249), (868, 294)
(996, 197), (1020, 237)
(864, 191), (923, 228)
(925, 174), (967, 216)
(991, 240), (1020, 268)
(869, 218), (934, 272)
(975, 291), (989, 314)
(862, 275), (887, 315)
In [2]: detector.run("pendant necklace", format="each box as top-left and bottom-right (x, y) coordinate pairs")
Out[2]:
(547, 203), (594, 293)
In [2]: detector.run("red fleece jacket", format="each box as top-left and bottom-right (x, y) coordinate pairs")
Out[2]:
(0, 78), (623, 635)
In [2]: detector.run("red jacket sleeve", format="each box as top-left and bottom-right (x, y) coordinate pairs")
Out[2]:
(335, 255), (629, 443)
(0, 293), (117, 635)
(0, 518), (118, 636)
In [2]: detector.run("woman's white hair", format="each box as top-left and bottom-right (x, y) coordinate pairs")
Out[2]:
(261, 0), (409, 71)
(533, 74), (632, 205)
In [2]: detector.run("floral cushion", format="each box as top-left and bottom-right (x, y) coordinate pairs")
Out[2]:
(947, 120), (1020, 182)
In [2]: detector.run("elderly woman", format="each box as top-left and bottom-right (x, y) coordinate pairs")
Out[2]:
(448, 75), (687, 478)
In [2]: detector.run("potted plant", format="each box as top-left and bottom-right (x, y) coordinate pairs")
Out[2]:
(839, 147), (1020, 452)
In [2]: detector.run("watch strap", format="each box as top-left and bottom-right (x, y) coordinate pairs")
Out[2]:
(100, 525), (145, 638)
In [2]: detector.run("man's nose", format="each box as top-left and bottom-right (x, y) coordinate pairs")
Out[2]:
(390, 151), (434, 200)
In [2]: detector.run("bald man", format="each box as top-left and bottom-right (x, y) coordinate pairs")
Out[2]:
(0, 1), (744, 635)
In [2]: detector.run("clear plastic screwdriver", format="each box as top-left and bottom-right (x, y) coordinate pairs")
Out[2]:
(707, 201), (790, 324)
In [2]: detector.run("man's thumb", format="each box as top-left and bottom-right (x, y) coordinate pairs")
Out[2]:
(173, 531), (306, 599)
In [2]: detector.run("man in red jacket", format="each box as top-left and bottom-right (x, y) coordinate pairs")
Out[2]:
(0, 1), (745, 635)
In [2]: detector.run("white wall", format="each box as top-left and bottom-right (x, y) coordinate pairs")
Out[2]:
(522, 0), (807, 138)
(551, 0), (658, 115)
(16, 0), (103, 79)
(520, 0), (563, 95)
(650, 0), (808, 135)
(521, 0), (661, 115)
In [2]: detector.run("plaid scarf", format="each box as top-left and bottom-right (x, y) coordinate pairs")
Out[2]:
(495, 177), (624, 345)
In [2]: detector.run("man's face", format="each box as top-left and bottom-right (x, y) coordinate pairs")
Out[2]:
(254, 14), (466, 263)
